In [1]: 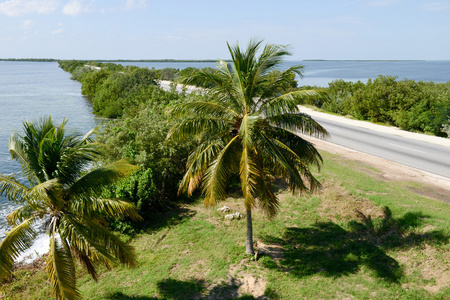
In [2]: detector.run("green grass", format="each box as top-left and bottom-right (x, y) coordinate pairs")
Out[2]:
(1, 151), (449, 299)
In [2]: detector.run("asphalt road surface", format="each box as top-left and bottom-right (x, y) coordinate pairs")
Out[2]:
(158, 81), (450, 179)
(314, 117), (450, 179)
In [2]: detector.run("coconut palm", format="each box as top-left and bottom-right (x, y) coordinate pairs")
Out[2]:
(0, 117), (141, 300)
(166, 40), (328, 254)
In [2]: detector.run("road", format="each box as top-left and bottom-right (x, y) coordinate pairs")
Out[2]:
(314, 117), (450, 178)
(158, 81), (450, 179)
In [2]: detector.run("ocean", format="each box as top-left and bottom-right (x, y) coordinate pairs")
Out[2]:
(0, 61), (98, 261)
(0, 60), (449, 261)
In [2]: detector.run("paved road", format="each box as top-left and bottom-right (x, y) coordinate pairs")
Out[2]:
(315, 117), (450, 178)
(158, 81), (450, 178)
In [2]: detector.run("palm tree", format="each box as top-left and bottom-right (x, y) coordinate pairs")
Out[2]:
(166, 40), (328, 255)
(0, 117), (141, 300)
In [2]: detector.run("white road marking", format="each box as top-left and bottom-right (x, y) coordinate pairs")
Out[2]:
(389, 143), (425, 154)
(325, 126), (342, 132)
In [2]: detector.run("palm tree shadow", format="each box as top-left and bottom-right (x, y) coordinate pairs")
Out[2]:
(140, 205), (197, 233)
(104, 292), (157, 299)
(261, 207), (448, 283)
(145, 278), (274, 299)
(156, 278), (207, 299)
(103, 278), (206, 300)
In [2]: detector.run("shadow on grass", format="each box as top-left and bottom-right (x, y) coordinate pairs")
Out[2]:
(104, 292), (157, 299)
(140, 205), (197, 234)
(261, 207), (448, 283)
(152, 278), (273, 299)
(110, 203), (197, 236)
(104, 277), (270, 299)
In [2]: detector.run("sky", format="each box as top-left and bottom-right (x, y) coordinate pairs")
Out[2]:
(0, 0), (449, 60)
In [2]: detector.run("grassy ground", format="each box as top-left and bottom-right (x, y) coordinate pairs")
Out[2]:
(1, 151), (449, 299)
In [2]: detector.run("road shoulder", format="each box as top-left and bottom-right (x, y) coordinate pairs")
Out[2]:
(300, 106), (450, 148)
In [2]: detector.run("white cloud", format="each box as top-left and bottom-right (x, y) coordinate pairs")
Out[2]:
(52, 28), (64, 35)
(52, 22), (64, 34)
(62, 0), (92, 16)
(124, 0), (146, 11)
(0, 0), (58, 17)
(22, 20), (34, 30)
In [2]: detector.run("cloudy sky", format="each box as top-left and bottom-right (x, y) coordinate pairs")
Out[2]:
(0, 0), (449, 60)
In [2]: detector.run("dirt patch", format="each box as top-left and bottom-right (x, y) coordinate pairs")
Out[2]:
(396, 244), (450, 294)
(211, 258), (269, 299)
(308, 137), (450, 203)
(237, 273), (268, 298)
(317, 180), (385, 222)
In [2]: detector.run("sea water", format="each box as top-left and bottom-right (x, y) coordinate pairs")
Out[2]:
(0, 61), (97, 261)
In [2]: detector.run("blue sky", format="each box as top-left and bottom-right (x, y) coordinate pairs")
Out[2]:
(1, 0), (449, 60)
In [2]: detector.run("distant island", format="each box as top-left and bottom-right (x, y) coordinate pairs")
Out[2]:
(0, 58), (58, 62)
(302, 59), (427, 62)
(0, 58), (226, 62)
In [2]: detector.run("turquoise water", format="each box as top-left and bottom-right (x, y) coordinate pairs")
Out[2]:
(0, 61), (98, 242)
(0, 60), (449, 255)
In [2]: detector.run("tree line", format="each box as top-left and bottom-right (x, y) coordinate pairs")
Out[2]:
(300, 77), (450, 137)
(60, 58), (450, 137)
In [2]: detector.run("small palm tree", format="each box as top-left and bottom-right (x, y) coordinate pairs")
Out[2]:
(0, 117), (141, 300)
(166, 40), (328, 254)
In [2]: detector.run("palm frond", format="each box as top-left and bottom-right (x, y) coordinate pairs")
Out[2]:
(61, 215), (138, 268)
(70, 245), (100, 281)
(0, 217), (37, 280)
(69, 197), (143, 221)
(166, 101), (238, 120)
(239, 114), (259, 148)
(259, 90), (320, 117)
(166, 117), (233, 142)
(58, 215), (116, 271)
(6, 205), (35, 226)
(8, 133), (39, 185)
(239, 146), (258, 211)
(214, 59), (246, 113)
(0, 174), (29, 203)
(252, 155), (279, 218)
(178, 136), (227, 195)
(254, 131), (308, 192)
(257, 66), (304, 102)
(256, 43), (292, 76)
(66, 161), (138, 199)
(202, 135), (240, 206)
(263, 125), (324, 165)
(56, 143), (102, 185)
(47, 231), (80, 300)
(266, 113), (329, 139)
(27, 178), (63, 209)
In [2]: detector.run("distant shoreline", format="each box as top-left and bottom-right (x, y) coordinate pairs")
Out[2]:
(0, 58), (224, 63)
(303, 59), (427, 62)
(0, 58), (439, 63)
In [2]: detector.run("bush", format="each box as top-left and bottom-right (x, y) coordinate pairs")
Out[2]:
(309, 76), (450, 136)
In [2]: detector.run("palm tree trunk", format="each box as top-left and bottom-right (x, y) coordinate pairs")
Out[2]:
(246, 209), (254, 254)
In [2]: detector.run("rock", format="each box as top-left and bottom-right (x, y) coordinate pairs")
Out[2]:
(225, 212), (243, 220)
(217, 206), (231, 213)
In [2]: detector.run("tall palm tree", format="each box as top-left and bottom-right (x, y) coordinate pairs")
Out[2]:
(0, 117), (141, 300)
(166, 40), (328, 254)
